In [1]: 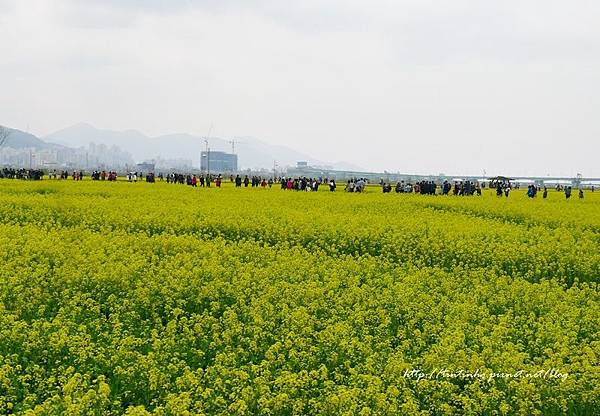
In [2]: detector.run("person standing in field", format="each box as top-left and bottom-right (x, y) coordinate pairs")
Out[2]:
(504, 187), (510, 198)
(565, 186), (572, 199)
(543, 187), (548, 199)
(235, 175), (242, 187)
(354, 179), (363, 192)
(441, 181), (449, 195)
(579, 188), (584, 199)
(346, 180), (353, 192)
(329, 179), (336, 192)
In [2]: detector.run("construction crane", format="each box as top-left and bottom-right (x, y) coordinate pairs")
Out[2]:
(227, 139), (247, 155)
(227, 139), (236, 155)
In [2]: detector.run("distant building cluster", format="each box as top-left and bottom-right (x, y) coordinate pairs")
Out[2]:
(0, 143), (133, 170)
(154, 158), (194, 172)
(136, 162), (156, 173)
(200, 151), (238, 173)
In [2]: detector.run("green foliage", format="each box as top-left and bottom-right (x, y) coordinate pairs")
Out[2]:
(0, 180), (598, 415)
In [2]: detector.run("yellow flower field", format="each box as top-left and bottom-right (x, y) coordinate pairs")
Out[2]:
(0, 180), (598, 415)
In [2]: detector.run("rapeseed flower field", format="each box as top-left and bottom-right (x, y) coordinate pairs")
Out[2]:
(0, 180), (598, 415)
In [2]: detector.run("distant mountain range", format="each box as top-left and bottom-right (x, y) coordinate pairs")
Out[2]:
(42, 123), (364, 171)
(1, 127), (65, 151)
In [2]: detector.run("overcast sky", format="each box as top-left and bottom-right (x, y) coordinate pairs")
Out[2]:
(1, 0), (599, 176)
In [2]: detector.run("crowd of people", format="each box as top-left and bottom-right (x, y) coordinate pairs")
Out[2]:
(89, 170), (119, 181)
(0, 168), (594, 200)
(345, 178), (367, 193)
(379, 180), (589, 200)
(0, 168), (45, 180)
(381, 180), (482, 196)
(283, 177), (322, 191)
(164, 173), (223, 187)
(233, 175), (273, 188)
(525, 184), (585, 199)
(230, 174), (331, 191)
(124, 172), (154, 182)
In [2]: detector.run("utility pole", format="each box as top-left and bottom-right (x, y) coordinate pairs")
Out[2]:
(204, 139), (210, 187)
(203, 123), (213, 184)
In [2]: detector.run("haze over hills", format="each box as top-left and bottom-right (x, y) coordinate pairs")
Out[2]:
(0, 125), (134, 168)
(44, 123), (364, 171)
(1, 127), (64, 150)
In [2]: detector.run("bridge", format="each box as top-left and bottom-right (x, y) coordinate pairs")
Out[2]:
(284, 166), (600, 187)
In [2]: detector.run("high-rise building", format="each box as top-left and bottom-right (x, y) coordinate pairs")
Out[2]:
(200, 151), (238, 173)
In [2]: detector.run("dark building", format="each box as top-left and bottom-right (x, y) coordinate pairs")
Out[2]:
(200, 151), (238, 173)
(136, 162), (155, 172)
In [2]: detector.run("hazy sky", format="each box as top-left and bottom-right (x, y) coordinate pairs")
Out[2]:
(1, 0), (599, 176)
